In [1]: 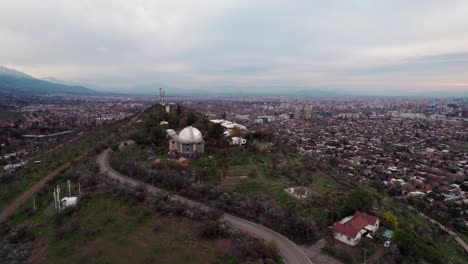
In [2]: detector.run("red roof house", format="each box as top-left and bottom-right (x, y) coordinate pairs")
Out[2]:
(333, 211), (379, 246)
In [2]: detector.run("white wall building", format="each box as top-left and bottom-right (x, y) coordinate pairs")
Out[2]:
(333, 212), (379, 246)
(230, 137), (247, 146)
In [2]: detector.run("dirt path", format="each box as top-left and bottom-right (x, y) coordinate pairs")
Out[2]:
(0, 156), (82, 224)
(367, 248), (384, 263)
(0, 109), (145, 225)
(408, 206), (468, 254)
(301, 239), (342, 264)
(25, 237), (48, 264)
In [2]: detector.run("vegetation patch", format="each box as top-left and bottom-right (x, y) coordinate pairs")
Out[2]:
(0, 111), (24, 122)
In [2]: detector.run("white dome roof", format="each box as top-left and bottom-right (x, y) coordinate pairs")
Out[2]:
(178, 126), (204, 143)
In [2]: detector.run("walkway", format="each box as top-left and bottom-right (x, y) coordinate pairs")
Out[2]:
(409, 206), (468, 254)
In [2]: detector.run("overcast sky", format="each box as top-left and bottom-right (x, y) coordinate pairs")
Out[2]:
(2, 0), (468, 94)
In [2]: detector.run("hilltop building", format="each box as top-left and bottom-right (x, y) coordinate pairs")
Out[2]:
(167, 126), (205, 157)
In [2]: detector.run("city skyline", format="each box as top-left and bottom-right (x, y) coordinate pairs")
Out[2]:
(2, 1), (468, 95)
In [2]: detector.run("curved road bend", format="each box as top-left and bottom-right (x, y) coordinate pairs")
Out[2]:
(97, 149), (312, 264)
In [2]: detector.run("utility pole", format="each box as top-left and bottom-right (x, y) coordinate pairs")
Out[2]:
(78, 183), (81, 196)
(57, 185), (61, 212)
(53, 189), (57, 209)
(68, 180), (71, 197)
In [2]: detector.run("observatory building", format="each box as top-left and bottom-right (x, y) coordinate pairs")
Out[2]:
(167, 126), (205, 157)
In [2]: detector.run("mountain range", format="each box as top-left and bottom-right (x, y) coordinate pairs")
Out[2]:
(0, 66), (96, 96)
(1, 66), (466, 98)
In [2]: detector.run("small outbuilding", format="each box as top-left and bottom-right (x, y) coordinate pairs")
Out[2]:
(230, 137), (247, 146)
(61, 197), (78, 208)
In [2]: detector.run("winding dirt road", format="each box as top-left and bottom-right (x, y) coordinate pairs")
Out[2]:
(97, 149), (313, 264)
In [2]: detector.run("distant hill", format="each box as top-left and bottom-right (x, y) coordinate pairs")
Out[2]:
(0, 66), (96, 96)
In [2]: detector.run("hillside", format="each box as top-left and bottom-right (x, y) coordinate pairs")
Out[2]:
(2, 105), (466, 264)
(0, 66), (96, 96)
(109, 105), (468, 264)
(0, 108), (283, 264)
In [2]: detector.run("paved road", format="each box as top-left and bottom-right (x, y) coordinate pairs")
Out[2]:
(97, 149), (313, 264)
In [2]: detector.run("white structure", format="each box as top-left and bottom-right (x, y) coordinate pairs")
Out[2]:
(160, 121), (169, 125)
(61, 197), (78, 208)
(230, 137), (247, 146)
(338, 113), (361, 119)
(407, 191), (425, 197)
(210, 119), (247, 130)
(278, 113), (290, 120)
(257, 116), (276, 124)
(333, 212), (379, 246)
(165, 103), (176, 114)
(3, 162), (26, 172)
(168, 126), (205, 157)
(284, 186), (309, 199)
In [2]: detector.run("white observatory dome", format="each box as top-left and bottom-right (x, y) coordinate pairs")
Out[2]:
(177, 126), (204, 143)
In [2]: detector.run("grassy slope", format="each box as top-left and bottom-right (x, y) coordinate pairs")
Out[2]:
(9, 191), (232, 264)
(225, 152), (337, 220)
(0, 119), (125, 212)
(221, 150), (467, 263)
(378, 193), (467, 263)
(221, 150), (298, 208)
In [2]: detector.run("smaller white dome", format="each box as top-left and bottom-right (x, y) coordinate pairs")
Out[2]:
(178, 126), (204, 143)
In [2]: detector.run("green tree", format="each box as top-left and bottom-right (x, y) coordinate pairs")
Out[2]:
(111, 142), (119, 152)
(150, 126), (165, 146)
(176, 104), (182, 115)
(393, 229), (420, 258)
(208, 123), (225, 140)
(215, 150), (230, 182)
(382, 211), (399, 230)
(186, 111), (198, 125)
(341, 189), (373, 217)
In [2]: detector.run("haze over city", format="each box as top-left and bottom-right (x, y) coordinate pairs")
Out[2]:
(1, 2), (468, 264)
(1, 0), (468, 96)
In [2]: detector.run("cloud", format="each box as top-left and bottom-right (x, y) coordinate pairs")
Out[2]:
(1, 0), (468, 94)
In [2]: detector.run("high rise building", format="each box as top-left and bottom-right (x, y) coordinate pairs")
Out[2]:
(294, 108), (301, 119)
(159, 88), (165, 105)
(304, 107), (312, 120)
